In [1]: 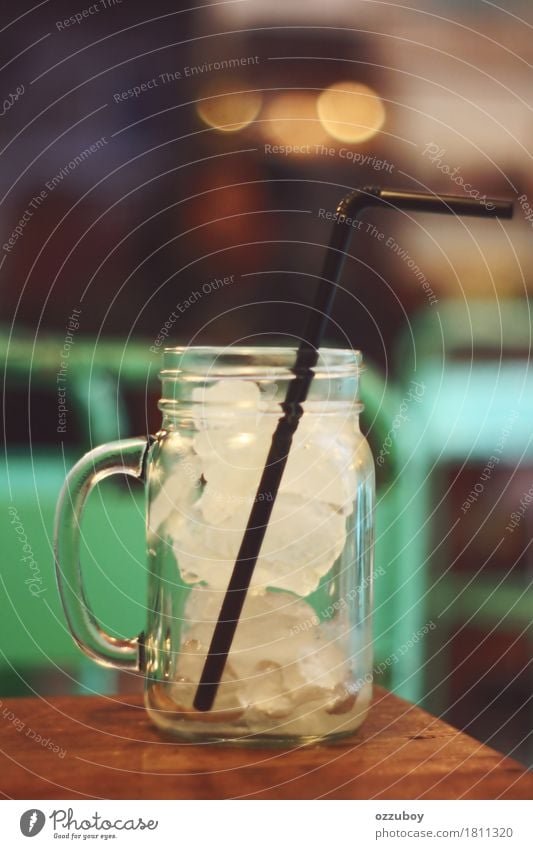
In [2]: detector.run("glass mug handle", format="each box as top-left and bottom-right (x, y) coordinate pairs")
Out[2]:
(54, 437), (154, 670)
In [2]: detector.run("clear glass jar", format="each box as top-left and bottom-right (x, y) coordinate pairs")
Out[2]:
(55, 346), (374, 745)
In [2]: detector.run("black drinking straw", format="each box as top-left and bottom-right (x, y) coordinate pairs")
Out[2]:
(193, 185), (513, 712)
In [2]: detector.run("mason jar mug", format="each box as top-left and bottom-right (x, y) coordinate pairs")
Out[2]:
(55, 346), (375, 745)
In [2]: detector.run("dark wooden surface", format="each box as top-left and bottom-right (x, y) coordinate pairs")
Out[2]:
(0, 687), (531, 799)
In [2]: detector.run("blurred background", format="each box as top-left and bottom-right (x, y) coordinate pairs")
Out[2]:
(1, 0), (532, 765)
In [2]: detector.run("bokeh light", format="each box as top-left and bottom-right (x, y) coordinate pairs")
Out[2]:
(196, 81), (262, 132)
(260, 92), (329, 149)
(317, 81), (385, 142)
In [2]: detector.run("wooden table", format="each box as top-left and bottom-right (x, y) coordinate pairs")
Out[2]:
(0, 687), (531, 799)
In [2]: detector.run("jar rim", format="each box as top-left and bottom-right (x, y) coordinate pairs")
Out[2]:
(160, 345), (362, 380)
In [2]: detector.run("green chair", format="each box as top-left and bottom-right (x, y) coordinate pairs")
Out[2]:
(0, 332), (154, 695)
(390, 299), (533, 706)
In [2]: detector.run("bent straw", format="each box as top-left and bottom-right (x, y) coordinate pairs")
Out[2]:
(193, 186), (513, 712)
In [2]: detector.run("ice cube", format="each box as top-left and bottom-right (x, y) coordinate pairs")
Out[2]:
(168, 492), (346, 595)
(192, 379), (356, 516)
(148, 440), (202, 535)
(195, 425), (272, 525)
(173, 588), (354, 722)
(193, 379), (262, 432)
(244, 661), (293, 719)
(280, 421), (356, 514)
(162, 378), (357, 594)
(170, 663), (244, 720)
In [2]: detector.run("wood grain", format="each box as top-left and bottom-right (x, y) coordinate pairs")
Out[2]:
(0, 687), (531, 799)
